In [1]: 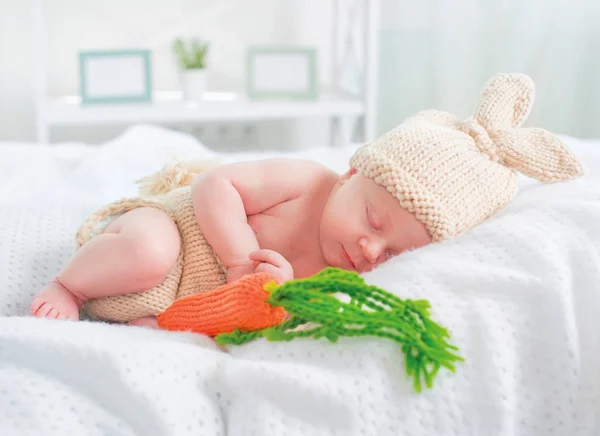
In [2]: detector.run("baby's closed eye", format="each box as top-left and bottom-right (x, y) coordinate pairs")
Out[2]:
(365, 203), (381, 231)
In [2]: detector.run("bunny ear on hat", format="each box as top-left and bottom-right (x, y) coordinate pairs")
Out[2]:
(490, 127), (584, 183)
(464, 73), (584, 182)
(474, 73), (535, 129)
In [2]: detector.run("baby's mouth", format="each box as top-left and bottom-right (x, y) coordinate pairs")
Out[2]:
(341, 245), (356, 270)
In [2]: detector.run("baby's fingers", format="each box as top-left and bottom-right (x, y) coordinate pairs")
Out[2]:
(249, 249), (287, 267)
(255, 263), (285, 283)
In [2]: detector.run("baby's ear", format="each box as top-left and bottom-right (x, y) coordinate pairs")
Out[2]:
(339, 168), (357, 184)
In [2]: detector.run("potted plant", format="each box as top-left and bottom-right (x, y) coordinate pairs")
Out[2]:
(173, 37), (210, 101)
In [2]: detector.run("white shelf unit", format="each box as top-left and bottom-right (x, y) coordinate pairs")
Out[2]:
(33, 0), (380, 147)
(45, 95), (365, 125)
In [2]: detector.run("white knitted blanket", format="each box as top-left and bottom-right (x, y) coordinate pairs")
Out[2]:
(1, 127), (600, 435)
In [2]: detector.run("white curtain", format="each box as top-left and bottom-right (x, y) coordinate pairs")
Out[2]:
(377, 0), (600, 139)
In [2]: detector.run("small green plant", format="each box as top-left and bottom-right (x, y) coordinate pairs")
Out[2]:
(172, 38), (210, 70)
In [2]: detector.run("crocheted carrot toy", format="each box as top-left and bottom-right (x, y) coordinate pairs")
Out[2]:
(157, 267), (463, 392)
(157, 272), (288, 336)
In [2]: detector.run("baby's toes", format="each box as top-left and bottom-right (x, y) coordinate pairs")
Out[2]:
(47, 308), (58, 319)
(30, 297), (44, 315)
(36, 302), (54, 318)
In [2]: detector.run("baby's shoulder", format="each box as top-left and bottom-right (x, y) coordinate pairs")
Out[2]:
(277, 159), (338, 204)
(273, 158), (338, 184)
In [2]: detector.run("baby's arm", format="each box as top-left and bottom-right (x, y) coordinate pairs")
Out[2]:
(191, 158), (323, 283)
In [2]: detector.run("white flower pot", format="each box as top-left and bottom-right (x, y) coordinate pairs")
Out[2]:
(182, 69), (207, 101)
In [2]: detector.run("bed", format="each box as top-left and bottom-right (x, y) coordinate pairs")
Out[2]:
(1, 124), (599, 435)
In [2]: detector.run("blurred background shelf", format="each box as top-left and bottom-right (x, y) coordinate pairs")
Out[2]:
(44, 93), (364, 125)
(32, 0), (380, 149)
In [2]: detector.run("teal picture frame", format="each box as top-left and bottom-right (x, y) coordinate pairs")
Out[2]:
(246, 46), (317, 100)
(79, 49), (153, 104)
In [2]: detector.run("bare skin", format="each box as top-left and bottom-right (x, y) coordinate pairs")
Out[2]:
(30, 159), (432, 325)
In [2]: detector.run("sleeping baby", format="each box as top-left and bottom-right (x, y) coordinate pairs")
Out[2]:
(30, 73), (584, 327)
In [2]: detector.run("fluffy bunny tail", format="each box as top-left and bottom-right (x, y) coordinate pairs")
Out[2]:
(136, 159), (220, 197)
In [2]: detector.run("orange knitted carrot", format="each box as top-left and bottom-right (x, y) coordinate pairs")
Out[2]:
(156, 273), (287, 336)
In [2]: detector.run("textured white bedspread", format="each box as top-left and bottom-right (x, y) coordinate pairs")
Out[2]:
(1, 125), (599, 435)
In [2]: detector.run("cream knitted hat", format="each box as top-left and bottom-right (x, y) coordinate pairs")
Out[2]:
(350, 73), (584, 242)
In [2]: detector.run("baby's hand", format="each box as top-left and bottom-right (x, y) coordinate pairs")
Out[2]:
(226, 263), (255, 284)
(249, 249), (294, 284)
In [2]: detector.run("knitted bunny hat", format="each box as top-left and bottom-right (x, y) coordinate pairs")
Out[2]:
(350, 73), (584, 242)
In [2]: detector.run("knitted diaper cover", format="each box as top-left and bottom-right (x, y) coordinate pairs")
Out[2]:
(75, 186), (228, 323)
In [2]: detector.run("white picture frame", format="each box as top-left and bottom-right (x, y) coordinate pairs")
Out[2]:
(246, 46), (317, 100)
(79, 49), (153, 104)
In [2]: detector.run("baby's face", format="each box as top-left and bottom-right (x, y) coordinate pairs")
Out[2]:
(319, 169), (431, 273)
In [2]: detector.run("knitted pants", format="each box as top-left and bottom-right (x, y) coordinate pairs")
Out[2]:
(75, 187), (227, 323)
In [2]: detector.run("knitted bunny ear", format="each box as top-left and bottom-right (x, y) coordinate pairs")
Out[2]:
(491, 128), (584, 182)
(472, 73), (584, 182)
(474, 73), (535, 130)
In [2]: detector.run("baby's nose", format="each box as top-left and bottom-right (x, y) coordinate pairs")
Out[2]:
(360, 238), (384, 264)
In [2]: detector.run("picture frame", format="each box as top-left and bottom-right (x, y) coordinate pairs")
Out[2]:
(246, 46), (317, 100)
(78, 49), (153, 104)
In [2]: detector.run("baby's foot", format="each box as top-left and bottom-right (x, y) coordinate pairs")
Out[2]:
(128, 316), (159, 329)
(30, 279), (83, 321)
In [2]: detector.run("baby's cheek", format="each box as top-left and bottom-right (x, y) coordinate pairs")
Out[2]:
(406, 235), (432, 253)
(335, 218), (356, 235)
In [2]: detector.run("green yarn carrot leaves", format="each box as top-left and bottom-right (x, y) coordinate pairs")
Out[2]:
(215, 267), (463, 392)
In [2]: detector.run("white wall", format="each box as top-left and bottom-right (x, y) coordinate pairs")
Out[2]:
(376, 0), (600, 139)
(0, 0), (334, 149)
(0, 0), (36, 142)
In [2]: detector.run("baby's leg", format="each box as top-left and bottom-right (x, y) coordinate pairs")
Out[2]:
(31, 207), (181, 321)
